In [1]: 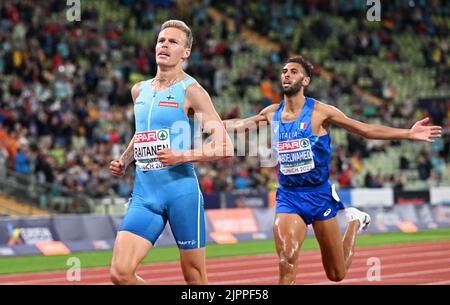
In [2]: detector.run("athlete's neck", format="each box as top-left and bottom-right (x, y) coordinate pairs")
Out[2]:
(154, 66), (186, 88)
(284, 93), (306, 114)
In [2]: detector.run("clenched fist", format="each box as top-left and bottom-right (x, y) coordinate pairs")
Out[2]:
(110, 158), (127, 177)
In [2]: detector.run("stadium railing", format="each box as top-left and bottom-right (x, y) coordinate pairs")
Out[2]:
(0, 168), (95, 215)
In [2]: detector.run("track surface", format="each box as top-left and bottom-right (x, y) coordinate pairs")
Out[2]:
(0, 240), (449, 285)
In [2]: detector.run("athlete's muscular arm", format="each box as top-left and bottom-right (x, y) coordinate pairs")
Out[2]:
(109, 82), (143, 177)
(223, 104), (278, 133)
(322, 103), (442, 142)
(156, 83), (233, 165)
(119, 135), (135, 166)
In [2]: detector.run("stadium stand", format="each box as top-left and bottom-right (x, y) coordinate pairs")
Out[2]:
(0, 0), (448, 214)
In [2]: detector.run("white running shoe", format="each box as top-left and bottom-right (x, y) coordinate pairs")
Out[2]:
(345, 207), (371, 231)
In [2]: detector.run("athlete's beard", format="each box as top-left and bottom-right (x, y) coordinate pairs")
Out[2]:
(283, 78), (303, 97)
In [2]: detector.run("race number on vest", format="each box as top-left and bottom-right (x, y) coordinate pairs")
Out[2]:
(134, 129), (170, 171)
(278, 138), (315, 175)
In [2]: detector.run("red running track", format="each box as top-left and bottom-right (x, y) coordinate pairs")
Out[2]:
(0, 240), (449, 285)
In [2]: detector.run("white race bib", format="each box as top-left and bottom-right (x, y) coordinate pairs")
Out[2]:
(134, 129), (170, 171)
(278, 138), (315, 175)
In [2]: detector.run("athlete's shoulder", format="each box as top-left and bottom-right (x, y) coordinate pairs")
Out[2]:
(260, 103), (279, 115)
(185, 78), (209, 98)
(311, 98), (331, 111)
(178, 73), (197, 88)
(131, 80), (149, 101)
(311, 99), (343, 120)
(260, 103), (280, 123)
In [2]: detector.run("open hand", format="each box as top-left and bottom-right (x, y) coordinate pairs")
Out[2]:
(410, 117), (442, 142)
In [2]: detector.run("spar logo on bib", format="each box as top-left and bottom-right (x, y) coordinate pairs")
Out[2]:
(157, 130), (168, 141)
(135, 131), (157, 143)
(300, 139), (309, 149)
(278, 139), (310, 152)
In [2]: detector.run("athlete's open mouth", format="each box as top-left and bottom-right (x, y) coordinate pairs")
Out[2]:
(158, 52), (170, 58)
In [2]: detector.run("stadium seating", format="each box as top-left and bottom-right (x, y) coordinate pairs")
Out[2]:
(0, 0), (448, 214)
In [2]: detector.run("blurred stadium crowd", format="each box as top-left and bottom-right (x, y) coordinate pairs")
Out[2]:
(0, 0), (449, 203)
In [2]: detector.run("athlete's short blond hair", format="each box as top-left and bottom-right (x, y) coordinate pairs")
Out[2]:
(160, 20), (193, 49)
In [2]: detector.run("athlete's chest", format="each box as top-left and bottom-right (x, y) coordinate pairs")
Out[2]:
(134, 90), (189, 128)
(280, 109), (326, 136)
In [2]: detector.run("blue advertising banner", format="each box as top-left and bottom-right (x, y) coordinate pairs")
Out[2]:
(53, 215), (116, 242)
(226, 193), (268, 208)
(0, 217), (59, 246)
(203, 193), (221, 209)
(1, 203), (450, 257)
(336, 189), (352, 206)
(11, 244), (41, 256)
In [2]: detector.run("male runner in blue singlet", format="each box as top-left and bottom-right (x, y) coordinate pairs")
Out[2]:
(224, 56), (442, 284)
(109, 20), (232, 285)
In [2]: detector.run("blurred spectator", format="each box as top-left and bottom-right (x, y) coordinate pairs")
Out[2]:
(338, 163), (354, 188)
(118, 176), (132, 198)
(399, 154), (410, 170)
(364, 172), (373, 188)
(34, 152), (54, 184)
(417, 154), (432, 181)
(0, 146), (7, 179)
(427, 170), (441, 188)
(393, 175), (404, 192)
(234, 169), (254, 191)
(200, 175), (214, 195)
(14, 147), (31, 175)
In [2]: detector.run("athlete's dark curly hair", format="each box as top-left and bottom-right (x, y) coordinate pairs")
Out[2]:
(286, 56), (314, 79)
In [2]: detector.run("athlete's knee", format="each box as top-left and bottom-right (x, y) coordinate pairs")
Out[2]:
(183, 266), (207, 284)
(110, 264), (135, 285)
(278, 249), (297, 272)
(110, 268), (129, 285)
(181, 261), (207, 285)
(325, 268), (346, 282)
(183, 273), (202, 285)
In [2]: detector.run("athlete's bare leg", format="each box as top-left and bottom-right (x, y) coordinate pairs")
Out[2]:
(110, 231), (152, 285)
(312, 217), (359, 282)
(179, 248), (208, 284)
(273, 213), (308, 284)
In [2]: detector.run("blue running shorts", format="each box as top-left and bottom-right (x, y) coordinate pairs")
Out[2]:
(119, 164), (205, 249)
(275, 181), (345, 225)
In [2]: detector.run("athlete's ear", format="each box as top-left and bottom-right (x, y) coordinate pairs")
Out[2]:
(303, 76), (311, 87)
(182, 48), (191, 60)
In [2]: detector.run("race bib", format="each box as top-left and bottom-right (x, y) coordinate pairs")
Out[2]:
(278, 138), (315, 175)
(134, 129), (170, 171)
